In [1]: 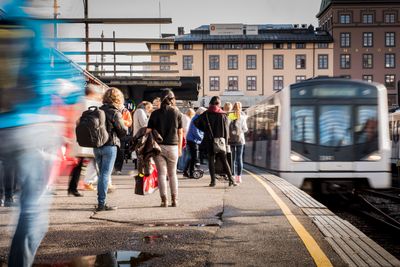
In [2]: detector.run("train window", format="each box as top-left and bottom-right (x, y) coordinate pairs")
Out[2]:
(291, 106), (316, 144)
(355, 106), (377, 144)
(319, 105), (352, 147)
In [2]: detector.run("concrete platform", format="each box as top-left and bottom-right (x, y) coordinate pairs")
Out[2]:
(0, 163), (398, 266)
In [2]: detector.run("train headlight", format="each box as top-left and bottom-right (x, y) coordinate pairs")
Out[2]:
(362, 152), (381, 161)
(290, 152), (310, 162)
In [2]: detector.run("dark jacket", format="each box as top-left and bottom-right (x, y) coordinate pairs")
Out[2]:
(193, 106), (229, 154)
(132, 127), (163, 176)
(100, 104), (128, 148)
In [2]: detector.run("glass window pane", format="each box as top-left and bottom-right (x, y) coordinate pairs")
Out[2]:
(291, 106), (316, 144)
(319, 106), (352, 146)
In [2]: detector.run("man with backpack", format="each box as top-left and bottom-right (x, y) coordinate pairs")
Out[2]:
(0, 1), (84, 266)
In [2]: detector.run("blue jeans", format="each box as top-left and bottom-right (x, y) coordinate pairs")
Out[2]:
(177, 146), (190, 171)
(0, 123), (61, 267)
(231, 144), (244, 176)
(94, 146), (117, 206)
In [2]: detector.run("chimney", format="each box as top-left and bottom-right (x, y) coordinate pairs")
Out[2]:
(178, 27), (185, 35)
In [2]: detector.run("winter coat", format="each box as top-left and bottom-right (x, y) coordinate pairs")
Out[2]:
(100, 104), (128, 148)
(193, 105), (229, 154)
(132, 128), (163, 176)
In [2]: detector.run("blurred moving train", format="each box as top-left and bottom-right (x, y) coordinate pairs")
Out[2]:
(244, 78), (391, 193)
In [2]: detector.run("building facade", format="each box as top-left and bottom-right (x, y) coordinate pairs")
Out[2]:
(318, 0), (400, 106)
(148, 24), (333, 106)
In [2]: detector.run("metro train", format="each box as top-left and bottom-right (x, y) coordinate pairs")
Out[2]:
(244, 78), (391, 193)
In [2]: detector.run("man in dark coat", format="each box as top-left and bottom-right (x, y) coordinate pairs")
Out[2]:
(194, 96), (237, 187)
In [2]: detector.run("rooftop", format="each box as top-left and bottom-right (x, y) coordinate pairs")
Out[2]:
(173, 24), (332, 44)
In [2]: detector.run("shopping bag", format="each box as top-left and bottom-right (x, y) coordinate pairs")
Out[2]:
(135, 163), (158, 195)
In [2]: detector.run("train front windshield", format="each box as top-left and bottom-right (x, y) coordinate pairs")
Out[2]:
(290, 82), (378, 161)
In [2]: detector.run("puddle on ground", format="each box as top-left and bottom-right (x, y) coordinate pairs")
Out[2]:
(28, 250), (159, 267)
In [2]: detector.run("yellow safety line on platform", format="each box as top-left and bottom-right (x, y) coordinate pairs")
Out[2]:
(244, 170), (333, 267)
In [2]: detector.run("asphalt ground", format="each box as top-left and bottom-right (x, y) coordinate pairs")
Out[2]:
(0, 163), (346, 266)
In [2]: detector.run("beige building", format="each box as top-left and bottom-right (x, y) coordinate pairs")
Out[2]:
(148, 24), (333, 106)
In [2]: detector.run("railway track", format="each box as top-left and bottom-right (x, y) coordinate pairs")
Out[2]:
(354, 188), (400, 232)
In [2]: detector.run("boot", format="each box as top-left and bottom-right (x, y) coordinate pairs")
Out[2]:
(228, 176), (237, 187)
(160, 196), (168, 207)
(171, 194), (178, 207)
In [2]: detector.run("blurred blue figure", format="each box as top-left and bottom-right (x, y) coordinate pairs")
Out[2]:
(0, 1), (84, 266)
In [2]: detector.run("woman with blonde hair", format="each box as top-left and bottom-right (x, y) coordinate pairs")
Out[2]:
(228, 102), (248, 183)
(94, 87), (128, 211)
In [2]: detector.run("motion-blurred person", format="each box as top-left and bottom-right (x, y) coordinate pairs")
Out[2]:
(178, 108), (195, 173)
(147, 89), (183, 207)
(94, 88), (128, 211)
(184, 107), (206, 178)
(228, 102), (248, 184)
(68, 84), (104, 195)
(194, 97), (237, 187)
(152, 97), (161, 110)
(0, 1), (84, 265)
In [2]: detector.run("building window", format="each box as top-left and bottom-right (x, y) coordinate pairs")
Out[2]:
(385, 32), (395, 47)
(209, 76), (220, 91)
(296, 75), (306, 82)
(318, 54), (328, 69)
(363, 32), (373, 47)
(296, 43), (306, 49)
(273, 55), (284, 69)
(296, 55), (306, 69)
(385, 13), (396, 24)
(228, 76), (239, 91)
(340, 32), (351, 47)
(340, 54), (351, 69)
(182, 55), (193, 70)
(273, 43), (283, 49)
(362, 75), (373, 82)
(362, 14), (374, 24)
(362, 54), (373, 69)
(183, 44), (193, 50)
(209, 55), (220, 70)
(228, 55), (238, 70)
(385, 54), (396, 68)
(287, 43), (292, 49)
(246, 55), (257, 69)
(246, 76), (257, 91)
(273, 76), (284, 90)
(385, 74), (396, 88)
(160, 44), (170, 50)
(317, 43), (329, 48)
(159, 56), (170, 71)
(339, 14), (351, 24)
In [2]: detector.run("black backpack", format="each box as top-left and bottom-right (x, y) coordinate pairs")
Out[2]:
(229, 119), (241, 145)
(76, 106), (109, 148)
(0, 20), (36, 114)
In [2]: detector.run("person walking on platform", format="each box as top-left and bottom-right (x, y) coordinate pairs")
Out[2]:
(94, 88), (128, 211)
(184, 107), (206, 178)
(113, 108), (132, 175)
(194, 96), (237, 187)
(0, 162), (16, 207)
(147, 89), (183, 207)
(132, 101), (152, 171)
(0, 1), (85, 265)
(228, 102), (248, 184)
(68, 84), (104, 196)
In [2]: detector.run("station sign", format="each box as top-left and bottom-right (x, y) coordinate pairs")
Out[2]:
(210, 24), (244, 36)
(246, 25), (258, 35)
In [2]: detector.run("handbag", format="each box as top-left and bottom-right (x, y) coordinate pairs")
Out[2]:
(135, 162), (158, 195)
(206, 112), (226, 154)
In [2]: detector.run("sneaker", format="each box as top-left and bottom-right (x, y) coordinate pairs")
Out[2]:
(115, 171), (122, 175)
(0, 199), (4, 207)
(84, 183), (95, 191)
(237, 176), (242, 183)
(96, 204), (117, 212)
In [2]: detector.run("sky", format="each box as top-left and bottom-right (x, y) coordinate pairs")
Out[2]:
(53, 0), (322, 70)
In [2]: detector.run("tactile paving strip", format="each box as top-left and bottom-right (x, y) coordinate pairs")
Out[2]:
(259, 173), (400, 267)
